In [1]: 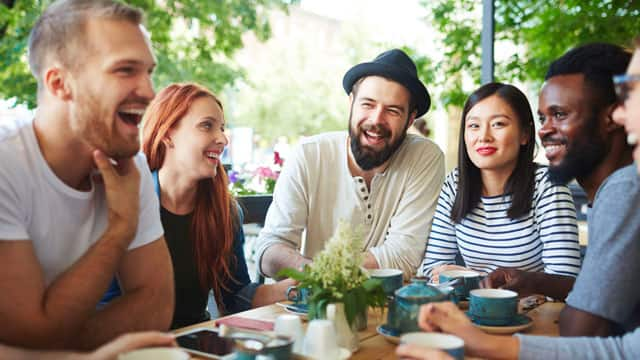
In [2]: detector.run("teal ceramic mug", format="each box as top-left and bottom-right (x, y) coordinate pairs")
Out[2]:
(400, 332), (464, 360)
(285, 286), (309, 304)
(370, 268), (404, 297)
(469, 288), (518, 326)
(439, 269), (482, 301)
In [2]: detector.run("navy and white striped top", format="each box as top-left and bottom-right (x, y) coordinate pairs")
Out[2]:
(420, 166), (581, 278)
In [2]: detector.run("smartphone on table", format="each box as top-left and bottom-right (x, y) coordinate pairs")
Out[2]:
(175, 328), (235, 359)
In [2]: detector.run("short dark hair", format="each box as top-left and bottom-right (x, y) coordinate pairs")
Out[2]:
(28, 0), (144, 92)
(451, 82), (536, 222)
(545, 43), (631, 111)
(351, 76), (418, 115)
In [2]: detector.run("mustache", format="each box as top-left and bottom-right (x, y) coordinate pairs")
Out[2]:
(359, 123), (391, 138)
(119, 96), (151, 108)
(541, 135), (568, 145)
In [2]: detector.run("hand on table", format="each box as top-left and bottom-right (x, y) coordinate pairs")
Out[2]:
(481, 268), (537, 296)
(430, 264), (470, 283)
(396, 344), (454, 360)
(88, 332), (176, 360)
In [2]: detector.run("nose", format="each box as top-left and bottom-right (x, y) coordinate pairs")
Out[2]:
(538, 117), (554, 139)
(612, 103), (627, 127)
(369, 106), (385, 125)
(217, 130), (229, 147)
(137, 73), (155, 101)
(478, 124), (492, 142)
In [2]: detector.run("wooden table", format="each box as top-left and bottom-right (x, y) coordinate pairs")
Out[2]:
(175, 301), (564, 359)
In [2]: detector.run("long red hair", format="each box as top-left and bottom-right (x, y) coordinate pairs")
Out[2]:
(141, 82), (238, 313)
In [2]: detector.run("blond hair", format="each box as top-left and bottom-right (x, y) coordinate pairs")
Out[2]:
(28, 0), (143, 91)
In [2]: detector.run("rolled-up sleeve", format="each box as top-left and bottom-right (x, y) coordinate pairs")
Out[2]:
(254, 144), (310, 276)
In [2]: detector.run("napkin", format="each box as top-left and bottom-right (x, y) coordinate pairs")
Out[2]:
(215, 316), (274, 331)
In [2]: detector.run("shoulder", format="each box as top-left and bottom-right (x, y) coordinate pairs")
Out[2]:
(400, 134), (444, 159)
(443, 168), (459, 190)
(294, 131), (346, 163)
(594, 165), (640, 202)
(533, 165), (571, 195)
(0, 123), (35, 183)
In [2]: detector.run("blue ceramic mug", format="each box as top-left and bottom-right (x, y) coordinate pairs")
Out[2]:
(400, 332), (464, 360)
(370, 268), (404, 297)
(285, 286), (309, 304)
(439, 269), (482, 301)
(469, 288), (518, 326)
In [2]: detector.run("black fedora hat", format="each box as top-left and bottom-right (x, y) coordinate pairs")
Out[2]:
(342, 49), (430, 117)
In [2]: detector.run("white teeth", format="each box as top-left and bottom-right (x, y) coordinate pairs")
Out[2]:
(365, 130), (383, 139)
(627, 133), (638, 145)
(205, 152), (219, 159)
(118, 108), (145, 115)
(544, 144), (565, 153)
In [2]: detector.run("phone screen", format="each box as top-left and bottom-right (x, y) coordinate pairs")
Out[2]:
(176, 329), (234, 356)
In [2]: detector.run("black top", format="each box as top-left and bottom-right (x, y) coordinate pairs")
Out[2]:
(161, 205), (256, 329)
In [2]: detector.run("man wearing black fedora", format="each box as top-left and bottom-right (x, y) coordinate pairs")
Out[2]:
(255, 49), (445, 279)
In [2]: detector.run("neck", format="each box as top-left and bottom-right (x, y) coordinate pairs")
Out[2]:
(577, 140), (633, 203)
(479, 162), (516, 197)
(346, 136), (390, 188)
(33, 108), (95, 190)
(158, 166), (199, 215)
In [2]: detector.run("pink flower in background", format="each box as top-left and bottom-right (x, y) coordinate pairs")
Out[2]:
(274, 151), (284, 166)
(255, 166), (278, 180)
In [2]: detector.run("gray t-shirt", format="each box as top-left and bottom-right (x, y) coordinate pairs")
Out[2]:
(565, 164), (640, 333)
(517, 327), (640, 359)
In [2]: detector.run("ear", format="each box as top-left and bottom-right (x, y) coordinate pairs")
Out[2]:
(348, 93), (354, 107)
(43, 65), (73, 101)
(162, 136), (174, 149)
(406, 110), (417, 129)
(605, 103), (624, 132)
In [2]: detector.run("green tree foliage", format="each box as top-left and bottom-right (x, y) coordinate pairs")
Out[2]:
(421, 0), (640, 107)
(0, 0), (294, 108)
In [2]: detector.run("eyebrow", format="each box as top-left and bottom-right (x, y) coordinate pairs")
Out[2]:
(201, 116), (224, 125)
(111, 59), (156, 69)
(466, 113), (512, 122)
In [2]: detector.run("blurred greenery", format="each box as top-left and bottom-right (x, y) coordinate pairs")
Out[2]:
(419, 0), (640, 108)
(0, 0), (296, 108)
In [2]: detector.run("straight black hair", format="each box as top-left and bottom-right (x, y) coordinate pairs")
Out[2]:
(451, 82), (536, 223)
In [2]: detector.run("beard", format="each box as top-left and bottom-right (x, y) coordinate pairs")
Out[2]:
(546, 115), (608, 185)
(348, 107), (408, 171)
(72, 89), (140, 160)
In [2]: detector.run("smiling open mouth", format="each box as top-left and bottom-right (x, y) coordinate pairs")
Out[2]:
(117, 108), (145, 127)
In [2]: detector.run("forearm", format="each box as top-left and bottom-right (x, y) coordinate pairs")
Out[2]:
(251, 279), (294, 307)
(6, 226), (134, 348)
(260, 243), (311, 278)
(532, 272), (575, 300)
(362, 251), (380, 269)
(469, 334), (519, 360)
(76, 283), (173, 350)
(0, 344), (85, 360)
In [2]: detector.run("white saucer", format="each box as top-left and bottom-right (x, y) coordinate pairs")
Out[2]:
(300, 347), (351, 359)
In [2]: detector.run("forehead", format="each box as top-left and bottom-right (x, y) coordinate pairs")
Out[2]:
(628, 49), (640, 73)
(467, 95), (516, 119)
(184, 96), (224, 122)
(84, 18), (155, 67)
(539, 74), (588, 110)
(355, 76), (411, 106)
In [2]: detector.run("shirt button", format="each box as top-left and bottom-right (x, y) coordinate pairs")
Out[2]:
(358, 179), (364, 183)
(367, 204), (371, 209)
(360, 188), (365, 192)
(364, 196), (369, 200)
(367, 214), (372, 219)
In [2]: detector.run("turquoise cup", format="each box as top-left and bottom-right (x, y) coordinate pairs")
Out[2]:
(439, 270), (482, 301)
(285, 286), (309, 304)
(469, 288), (518, 326)
(400, 333), (464, 360)
(370, 268), (404, 297)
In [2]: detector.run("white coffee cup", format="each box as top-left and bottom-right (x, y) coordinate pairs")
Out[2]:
(118, 347), (189, 360)
(274, 314), (304, 354)
(400, 333), (464, 360)
(302, 319), (339, 359)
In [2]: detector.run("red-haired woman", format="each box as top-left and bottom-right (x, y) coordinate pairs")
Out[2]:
(142, 83), (293, 328)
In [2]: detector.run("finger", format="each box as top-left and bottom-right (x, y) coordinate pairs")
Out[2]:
(114, 332), (176, 352)
(113, 156), (137, 176)
(93, 150), (117, 181)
